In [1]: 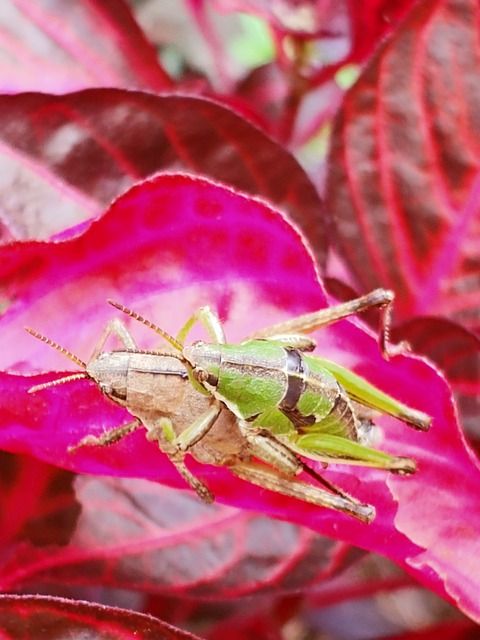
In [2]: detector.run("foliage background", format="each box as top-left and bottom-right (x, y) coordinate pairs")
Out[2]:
(0, 1), (480, 638)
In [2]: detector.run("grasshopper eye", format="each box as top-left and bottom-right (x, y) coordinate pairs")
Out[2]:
(194, 367), (219, 388)
(194, 368), (209, 383)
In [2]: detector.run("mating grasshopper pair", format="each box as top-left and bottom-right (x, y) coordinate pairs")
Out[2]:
(27, 288), (430, 523)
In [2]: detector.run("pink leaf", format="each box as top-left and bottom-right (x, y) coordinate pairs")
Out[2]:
(0, 174), (475, 617)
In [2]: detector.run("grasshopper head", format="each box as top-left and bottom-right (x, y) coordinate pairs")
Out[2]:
(183, 342), (221, 390)
(86, 352), (129, 405)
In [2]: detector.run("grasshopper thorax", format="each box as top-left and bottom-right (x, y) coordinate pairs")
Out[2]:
(183, 343), (221, 390)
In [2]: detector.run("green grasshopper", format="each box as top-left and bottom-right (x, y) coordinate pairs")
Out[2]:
(106, 288), (430, 472)
(26, 318), (377, 523)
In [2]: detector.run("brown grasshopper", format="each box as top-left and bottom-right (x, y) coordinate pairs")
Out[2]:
(26, 315), (376, 523)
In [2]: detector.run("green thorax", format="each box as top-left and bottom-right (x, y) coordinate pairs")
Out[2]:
(214, 340), (288, 418)
(188, 340), (354, 439)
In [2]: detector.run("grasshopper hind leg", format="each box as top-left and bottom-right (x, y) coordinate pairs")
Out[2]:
(230, 463), (375, 523)
(236, 421), (375, 522)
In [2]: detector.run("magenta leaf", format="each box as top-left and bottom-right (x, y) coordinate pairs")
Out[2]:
(0, 91), (324, 264)
(327, 0), (480, 330)
(0, 0), (171, 93)
(0, 174), (477, 619)
(0, 594), (202, 640)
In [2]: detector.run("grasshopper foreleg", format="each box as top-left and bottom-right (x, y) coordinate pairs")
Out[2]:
(177, 306), (226, 345)
(91, 318), (139, 357)
(165, 450), (215, 504)
(69, 419), (143, 452)
(144, 417), (215, 503)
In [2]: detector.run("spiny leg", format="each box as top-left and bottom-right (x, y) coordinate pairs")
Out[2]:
(168, 453), (215, 504)
(288, 431), (417, 474)
(145, 417), (214, 503)
(69, 419), (143, 452)
(316, 358), (431, 432)
(230, 462), (375, 523)
(247, 288), (400, 358)
(237, 421), (369, 503)
(176, 306), (226, 345)
(91, 318), (138, 359)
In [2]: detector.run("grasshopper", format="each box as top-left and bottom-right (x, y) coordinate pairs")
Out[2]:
(106, 288), (430, 478)
(26, 318), (378, 523)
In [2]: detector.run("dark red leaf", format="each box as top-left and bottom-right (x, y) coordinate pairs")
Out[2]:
(0, 91), (325, 264)
(235, 64), (288, 133)
(0, 594), (202, 640)
(327, 0), (480, 329)
(0, 475), (346, 596)
(0, 451), (79, 547)
(206, 598), (296, 640)
(383, 618), (480, 640)
(0, 0), (171, 93)
(393, 318), (480, 439)
(206, 1), (417, 145)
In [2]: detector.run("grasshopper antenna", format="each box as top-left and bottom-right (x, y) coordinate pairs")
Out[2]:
(107, 300), (184, 352)
(24, 327), (88, 393)
(28, 373), (89, 393)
